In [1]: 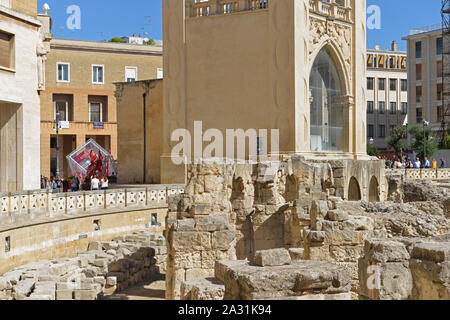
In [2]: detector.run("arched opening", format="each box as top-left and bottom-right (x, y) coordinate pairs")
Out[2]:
(309, 48), (344, 152)
(369, 176), (380, 202)
(348, 177), (361, 201)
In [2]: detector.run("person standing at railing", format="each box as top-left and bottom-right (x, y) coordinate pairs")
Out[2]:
(424, 157), (431, 169)
(91, 175), (100, 191)
(101, 177), (109, 190)
(440, 159), (447, 169)
(414, 158), (421, 169)
(432, 158), (438, 169)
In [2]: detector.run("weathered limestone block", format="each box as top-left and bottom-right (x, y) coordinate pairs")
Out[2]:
(181, 278), (225, 300)
(171, 232), (212, 252)
(288, 248), (305, 261)
(12, 279), (35, 300)
(410, 242), (450, 300)
(358, 240), (413, 300)
(222, 260), (351, 300)
(254, 249), (292, 267)
(327, 210), (349, 222)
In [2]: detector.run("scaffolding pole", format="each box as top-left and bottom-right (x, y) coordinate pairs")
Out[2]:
(440, 0), (450, 145)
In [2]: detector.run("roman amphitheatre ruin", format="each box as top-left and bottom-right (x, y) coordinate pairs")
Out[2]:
(0, 157), (449, 300)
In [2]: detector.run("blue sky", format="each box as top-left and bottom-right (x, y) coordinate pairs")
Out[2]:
(38, 0), (442, 51)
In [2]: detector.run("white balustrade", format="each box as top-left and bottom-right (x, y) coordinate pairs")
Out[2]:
(0, 185), (185, 227)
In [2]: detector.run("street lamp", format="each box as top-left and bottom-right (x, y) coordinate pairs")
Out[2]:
(369, 138), (374, 146)
(55, 111), (60, 178)
(423, 120), (429, 164)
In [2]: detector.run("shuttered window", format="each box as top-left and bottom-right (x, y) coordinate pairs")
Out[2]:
(0, 32), (13, 69)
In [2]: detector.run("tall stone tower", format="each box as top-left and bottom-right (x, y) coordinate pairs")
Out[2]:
(161, 0), (367, 183)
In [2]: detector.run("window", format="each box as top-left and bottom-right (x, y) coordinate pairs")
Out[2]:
(416, 108), (423, 123)
(438, 60), (443, 78)
(88, 96), (107, 123)
(151, 213), (158, 226)
(378, 78), (385, 91)
(438, 83), (443, 100)
(0, 31), (14, 69)
(379, 101), (386, 114)
(416, 41), (422, 58)
(57, 63), (70, 82)
(125, 66), (137, 82)
(90, 103), (101, 122)
(437, 37), (443, 55)
(367, 125), (374, 138)
(367, 78), (374, 90)
(378, 125), (386, 138)
(390, 79), (397, 91)
(390, 125), (396, 134)
(367, 101), (374, 114)
(55, 101), (68, 121)
(438, 106), (443, 120)
(5, 236), (10, 253)
(92, 65), (104, 84)
(401, 79), (408, 92)
(390, 102), (397, 114)
(416, 64), (422, 80)
(309, 49), (344, 152)
(50, 137), (57, 149)
(401, 102), (408, 115)
(416, 86), (422, 103)
(157, 68), (163, 79)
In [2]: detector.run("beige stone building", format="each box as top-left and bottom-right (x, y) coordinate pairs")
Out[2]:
(0, 0), (49, 191)
(40, 38), (163, 178)
(117, 0), (369, 185)
(402, 25), (445, 134)
(366, 42), (408, 150)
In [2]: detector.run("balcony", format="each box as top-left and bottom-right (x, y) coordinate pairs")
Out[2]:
(309, 0), (352, 23)
(187, 0), (268, 18)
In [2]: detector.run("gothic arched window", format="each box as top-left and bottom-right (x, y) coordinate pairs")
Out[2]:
(309, 49), (344, 152)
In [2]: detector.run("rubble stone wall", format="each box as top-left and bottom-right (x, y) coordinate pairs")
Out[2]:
(0, 231), (166, 300)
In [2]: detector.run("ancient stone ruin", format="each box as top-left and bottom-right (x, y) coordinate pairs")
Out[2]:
(165, 157), (450, 300)
(0, 232), (166, 300)
(0, 156), (449, 300)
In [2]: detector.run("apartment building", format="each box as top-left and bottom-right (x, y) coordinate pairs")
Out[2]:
(366, 41), (408, 150)
(0, 0), (49, 191)
(40, 38), (163, 178)
(402, 25), (445, 135)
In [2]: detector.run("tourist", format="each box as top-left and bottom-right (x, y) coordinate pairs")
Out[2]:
(394, 159), (403, 169)
(440, 158), (447, 169)
(414, 158), (421, 169)
(71, 177), (79, 192)
(385, 158), (392, 169)
(62, 178), (69, 193)
(45, 181), (52, 190)
(101, 176), (109, 190)
(56, 176), (62, 193)
(91, 175), (100, 191)
(432, 158), (438, 169)
(424, 157), (430, 169)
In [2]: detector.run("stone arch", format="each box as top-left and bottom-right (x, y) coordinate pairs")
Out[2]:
(348, 177), (361, 201)
(369, 176), (380, 202)
(308, 40), (351, 96)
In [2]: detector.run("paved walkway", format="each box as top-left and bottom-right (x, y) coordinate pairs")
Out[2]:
(106, 274), (166, 300)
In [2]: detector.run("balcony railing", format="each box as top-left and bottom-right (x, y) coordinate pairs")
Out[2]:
(309, 0), (352, 23)
(188, 0), (268, 18)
